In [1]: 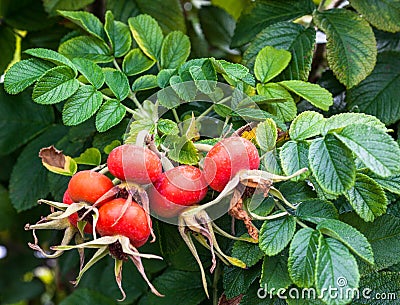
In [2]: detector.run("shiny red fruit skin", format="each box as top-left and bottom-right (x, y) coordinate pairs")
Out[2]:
(149, 165), (208, 218)
(97, 198), (151, 248)
(68, 170), (114, 204)
(203, 137), (260, 192)
(107, 144), (162, 184)
(63, 190), (93, 234)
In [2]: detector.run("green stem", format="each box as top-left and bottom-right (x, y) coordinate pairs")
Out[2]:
(198, 104), (214, 119)
(296, 219), (309, 229)
(128, 92), (143, 110)
(113, 59), (143, 111)
(113, 59), (122, 72)
(124, 105), (136, 115)
(212, 262), (221, 305)
(172, 109), (180, 123)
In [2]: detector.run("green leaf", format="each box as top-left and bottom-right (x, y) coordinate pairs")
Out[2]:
(346, 51), (400, 125)
(128, 14), (163, 61)
(308, 135), (356, 195)
(95, 99), (126, 132)
(157, 86), (181, 109)
(72, 58), (104, 89)
(4, 58), (55, 94)
(368, 172), (400, 195)
(59, 36), (113, 63)
(354, 271), (400, 305)
(255, 46), (291, 83)
(212, 59), (253, 85)
(317, 219), (374, 264)
(262, 149), (284, 175)
(169, 75), (197, 101)
(288, 228), (319, 287)
(189, 60), (218, 94)
(231, 0), (315, 47)
(233, 109), (286, 131)
(279, 181), (317, 204)
(350, 0), (400, 33)
(74, 148), (101, 166)
(157, 69), (176, 88)
(104, 10), (132, 58)
(24, 48), (77, 74)
(157, 119), (179, 135)
(136, 0), (186, 33)
(243, 22), (316, 81)
(334, 124), (400, 177)
(315, 236), (360, 305)
(199, 6), (235, 53)
(342, 213), (400, 272)
(43, 0), (95, 14)
(313, 9), (377, 89)
(0, 85), (54, 156)
(32, 66), (79, 104)
(280, 141), (309, 181)
(289, 111), (325, 141)
(259, 215), (296, 256)
(345, 173), (388, 222)
(106, 0), (140, 23)
(62, 85), (103, 126)
(212, 0), (249, 20)
(256, 83), (296, 122)
(9, 125), (67, 211)
(0, 26), (16, 74)
(260, 255), (292, 293)
(148, 270), (206, 305)
(59, 288), (116, 305)
(165, 136), (199, 165)
(232, 239), (264, 268)
(0, 185), (17, 231)
(256, 119), (277, 152)
(161, 31), (190, 69)
(279, 80), (333, 111)
(122, 48), (156, 76)
(295, 199), (338, 224)
(223, 265), (261, 299)
(58, 10), (106, 41)
(104, 69), (130, 101)
(131, 75), (158, 92)
(322, 112), (387, 135)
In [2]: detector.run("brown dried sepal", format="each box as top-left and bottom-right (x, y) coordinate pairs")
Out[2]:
(39, 146), (66, 168)
(228, 192), (258, 241)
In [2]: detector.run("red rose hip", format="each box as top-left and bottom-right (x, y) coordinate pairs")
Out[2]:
(149, 165), (208, 218)
(68, 170), (114, 204)
(107, 144), (162, 184)
(96, 198), (151, 248)
(203, 137), (260, 192)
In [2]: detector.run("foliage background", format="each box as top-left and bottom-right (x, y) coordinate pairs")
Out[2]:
(1, 0), (400, 304)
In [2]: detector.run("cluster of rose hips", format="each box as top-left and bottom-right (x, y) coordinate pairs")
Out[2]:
(26, 136), (263, 299)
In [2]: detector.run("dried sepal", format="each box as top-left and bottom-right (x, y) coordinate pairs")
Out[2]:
(179, 209), (247, 297)
(52, 235), (163, 299)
